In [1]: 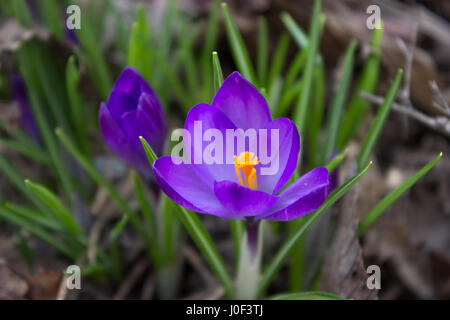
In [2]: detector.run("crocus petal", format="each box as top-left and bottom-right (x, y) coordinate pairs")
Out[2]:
(153, 157), (239, 219)
(260, 167), (329, 221)
(113, 67), (154, 98)
(136, 92), (167, 156)
(212, 72), (271, 129)
(256, 118), (300, 194)
(99, 103), (135, 166)
(185, 103), (237, 183)
(214, 180), (278, 216)
(106, 91), (138, 123)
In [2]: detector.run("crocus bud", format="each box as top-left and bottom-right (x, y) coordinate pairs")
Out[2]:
(99, 67), (167, 179)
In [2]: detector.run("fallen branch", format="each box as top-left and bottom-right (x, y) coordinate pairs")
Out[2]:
(360, 91), (450, 138)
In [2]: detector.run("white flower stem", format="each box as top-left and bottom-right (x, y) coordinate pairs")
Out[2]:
(235, 219), (262, 300)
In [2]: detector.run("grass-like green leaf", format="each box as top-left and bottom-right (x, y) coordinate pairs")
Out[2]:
(359, 152), (442, 235)
(266, 33), (290, 92)
(292, 0), (322, 137)
(257, 16), (268, 87)
(25, 179), (82, 234)
(131, 171), (160, 268)
(168, 200), (234, 299)
(357, 68), (403, 170)
(0, 137), (51, 166)
(221, 2), (257, 85)
(270, 291), (346, 300)
(66, 56), (90, 157)
(338, 25), (383, 149)
(258, 161), (373, 297)
(56, 128), (146, 240)
(212, 51), (224, 93)
(139, 136), (158, 166)
(281, 12), (308, 48)
(322, 39), (357, 162)
(128, 5), (153, 84)
(40, 0), (63, 41)
(0, 205), (75, 259)
(11, 0), (32, 26)
(0, 154), (48, 213)
(18, 44), (75, 203)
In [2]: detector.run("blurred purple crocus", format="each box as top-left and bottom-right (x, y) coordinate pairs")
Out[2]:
(153, 72), (330, 226)
(10, 73), (40, 142)
(99, 67), (167, 179)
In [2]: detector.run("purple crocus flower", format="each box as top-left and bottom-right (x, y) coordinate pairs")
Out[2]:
(99, 67), (167, 179)
(152, 72), (330, 225)
(10, 73), (40, 142)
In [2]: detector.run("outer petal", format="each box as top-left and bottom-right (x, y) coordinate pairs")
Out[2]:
(153, 157), (239, 219)
(99, 103), (134, 166)
(256, 118), (300, 194)
(212, 72), (271, 129)
(214, 180), (278, 217)
(113, 67), (154, 99)
(259, 167), (329, 221)
(106, 91), (138, 123)
(184, 103), (237, 184)
(136, 92), (167, 156)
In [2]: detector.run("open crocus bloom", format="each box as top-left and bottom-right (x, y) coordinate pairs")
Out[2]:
(153, 72), (329, 221)
(100, 67), (167, 179)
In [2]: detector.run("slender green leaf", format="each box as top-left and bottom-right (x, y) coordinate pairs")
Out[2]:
(292, 0), (322, 137)
(212, 51), (224, 93)
(66, 56), (89, 157)
(5, 202), (63, 232)
(281, 12), (308, 48)
(338, 25), (383, 149)
(322, 39), (357, 161)
(56, 128), (146, 239)
(357, 69), (403, 169)
(258, 161), (373, 297)
(221, 2), (257, 85)
(139, 137), (158, 166)
(359, 152), (442, 234)
(11, 0), (32, 26)
(267, 34), (290, 92)
(25, 180), (82, 234)
(132, 171), (160, 268)
(257, 17), (268, 86)
(270, 291), (346, 300)
(40, 0), (63, 40)
(0, 138), (51, 166)
(18, 44), (75, 202)
(0, 205), (75, 259)
(168, 200), (234, 299)
(128, 5), (153, 83)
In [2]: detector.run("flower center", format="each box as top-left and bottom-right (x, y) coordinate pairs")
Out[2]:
(234, 152), (259, 190)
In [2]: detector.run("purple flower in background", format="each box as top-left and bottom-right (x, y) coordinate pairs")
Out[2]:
(10, 73), (40, 142)
(153, 72), (329, 222)
(99, 67), (167, 179)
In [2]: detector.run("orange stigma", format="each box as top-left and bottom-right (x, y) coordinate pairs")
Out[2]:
(234, 152), (259, 190)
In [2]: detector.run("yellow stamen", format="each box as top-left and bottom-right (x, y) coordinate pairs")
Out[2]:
(234, 152), (259, 190)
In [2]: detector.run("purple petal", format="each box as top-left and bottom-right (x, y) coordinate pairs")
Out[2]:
(99, 103), (135, 166)
(212, 72), (271, 129)
(136, 92), (167, 156)
(259, 167), (330, 221)
(256, 118), (300, 194)
(184, 103), (237, 183)
(214, 180), (278, 216)
(153, 157), (239, 219)
(106, 91), (138, 122)
(113, 67), (154, 98)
